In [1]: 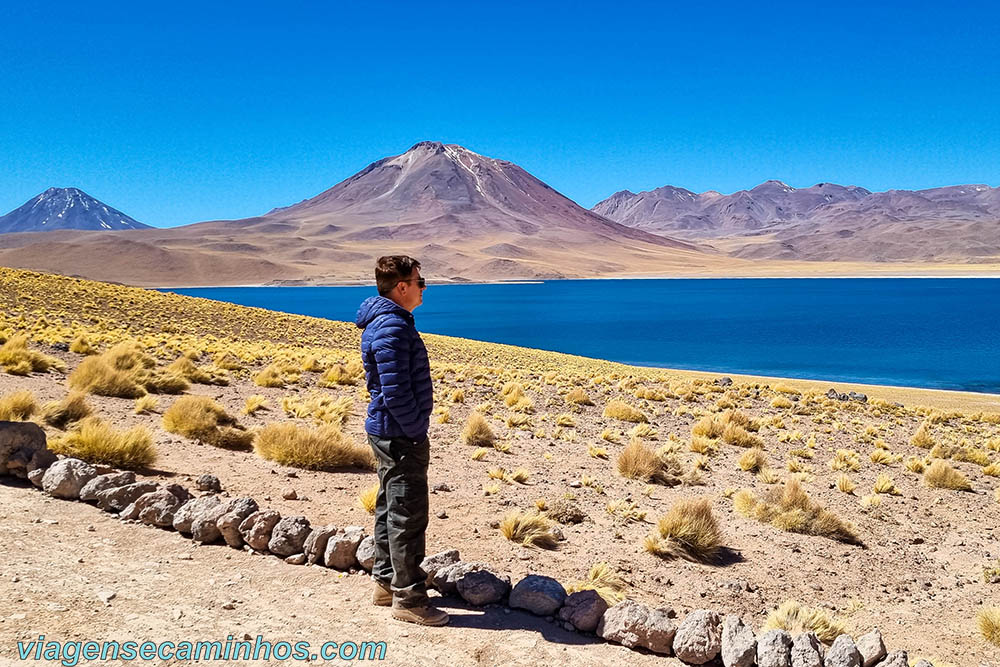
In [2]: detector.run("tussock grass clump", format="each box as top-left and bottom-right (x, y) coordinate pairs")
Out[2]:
(41, 391), (92, 428)
(0, 334), (63, 375)
(281, 393), (353, 426)
(134, 394), (159, 415)
(317, 360), (363, 387)
(979, 607), (1000, 647)
(254, 422), (375, 470)
(603, 399), (648, 423)
(358, 483), (378, 514)
(617, 438), (692, 486)
(733, 479), (860, 544)
(738, 447), (767, 473)
(692, 414), (724, 439)
(254, 362), (301, 387)
(499, 510), (559, 549)
(565, 562), (626, 605)
(212, 351), (244, 370)
(723, 423), (762, 448)
(69, 341), (187, 397)
(565, 387), (593, 406)
(470, 447), (487, 461)
(923, 460), (972, 491)
(163, 396), (253, 450)
(0, 390), (39, 421)
(829, 449), (861, 472)
(771, 396), (793, 409)
(588, 444), (608, 459)
(872, 473), (901, 495)
(904, 456), (927, 473)
(911, 421), (935, 448)
(644, 498), (722, 562)
(982, 463), (1000, 477)
(556, 413), (576, 427)
(955, 446), (991, 467)
(50, 416), (156, 468)
(165, 355), (228, 386)
(763, 600), (847, 644)
(462, 412), (495, 447)
(69, 334), (96, 355)
(450, 389), (465, 403)
(836, 474), (856, 494)
(243, 395), (268, 415)
(606, 499), (647, 522)
(690, 435), (717, 455)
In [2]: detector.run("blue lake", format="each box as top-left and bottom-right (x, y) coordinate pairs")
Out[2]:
(160, 279), (1000, 394)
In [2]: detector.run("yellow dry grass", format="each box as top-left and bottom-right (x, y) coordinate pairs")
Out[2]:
(763, 600), (847, 644)
(254, 422), (375, 470)
(499, 510), (559, 549)
(0, 390), (39, 421)
(162, 395), (253, 450)
(644, 497), (722, 562)
(358, 483), (379, 514)
(923, 460), (972, 491)
(461, 412), (495, 447)
(565, 562), (627, 605)
(40, 391), (92, 428)
(733, 479), (859, 544)
(49, 416), (156, 468)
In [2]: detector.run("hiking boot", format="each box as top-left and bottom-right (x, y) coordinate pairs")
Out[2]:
(391, 604), (450, 626)
(372, 581), (393, 607)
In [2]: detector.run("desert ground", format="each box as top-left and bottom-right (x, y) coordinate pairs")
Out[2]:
(1, 266), (1000, 665)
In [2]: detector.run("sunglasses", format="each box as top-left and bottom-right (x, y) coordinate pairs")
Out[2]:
(399, 277), (426, 289)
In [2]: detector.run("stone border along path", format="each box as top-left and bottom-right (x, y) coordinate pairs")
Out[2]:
(2, 420), (932, 666)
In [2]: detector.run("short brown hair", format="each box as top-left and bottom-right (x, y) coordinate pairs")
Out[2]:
(375, 255), (421, 296)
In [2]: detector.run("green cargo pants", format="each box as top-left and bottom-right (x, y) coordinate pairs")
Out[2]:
(367, 434), (431, 608)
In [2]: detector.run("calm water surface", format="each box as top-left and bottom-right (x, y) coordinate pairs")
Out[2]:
(161, 279), (1000, 394)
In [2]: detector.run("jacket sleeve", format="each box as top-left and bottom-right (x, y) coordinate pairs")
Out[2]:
(371, 319), (425, 440)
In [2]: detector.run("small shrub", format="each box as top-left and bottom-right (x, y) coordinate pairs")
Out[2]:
(162, 396), (253, 450)
(565, 387), (593, 406)
(979, 607), (1000, 647)
(0, 390), (38, 421)
(41, 392), (92, 427)
(644, 498), (722, 562)
(255, 422), (374, 470)
(499, 510), (559, 548)
(923, 460), (971, 491)
(732, 478), (859, 544)
(49, 416), (156, 468)
(462, 412), (495, 447)
(603, 399), (648, 423)
(358, 483), (379, 514)
(763, 600), (846, 644)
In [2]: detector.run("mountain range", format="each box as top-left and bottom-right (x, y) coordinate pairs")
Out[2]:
(592, 181), (1000, 262)
(0, 144), (997, 286)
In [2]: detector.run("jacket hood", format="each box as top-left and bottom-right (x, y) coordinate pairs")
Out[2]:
(356, 295), (413, 329)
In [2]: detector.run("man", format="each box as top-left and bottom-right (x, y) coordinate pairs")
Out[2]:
(355, 255), (448, 626)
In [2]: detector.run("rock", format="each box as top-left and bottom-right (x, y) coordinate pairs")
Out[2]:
(269, 516), (312, 556)
(302, 524), (337, 565)
(756, 629), (793, 667)
(285, 553), (306, 565)
(215, 497), (260, 548)
(0, 421), (50, 478)
(715, 376), (733, 386)
(672, 609), (722, 664)
(27, 468), (45, 487)
(96, 481), (158, 512)
(239, 510), (282, 551)
(873, 652), (908, 667)
(41, 458), (98, 499)
(323, 526), (364, 569)
(422, 549), (461, 588)
(80, 472), (136, 502)
(911, 661), (933, 667)
(355, 535), (376, 572)
(856, 628), (886, 667)
(172, 495), (222, 535)
(849, 391), (868, 403)
(456, 568), (511, 606)
(282, 487), (297, 500)
(431, 561), (485, 596)
(721, 615), (756, 667)
(598, 600), (677, 655)
(121, 489), (183, 526)
(431, 482), (451, 492)
(826, 635), (863, 667)
(557, 590), (608, 633)
(163, 484), (193, 503)
(546, 498), (586, 524)
(509, 575), (566, 616)
(791, 632), (823, 667)
(195, 474), (221, 492)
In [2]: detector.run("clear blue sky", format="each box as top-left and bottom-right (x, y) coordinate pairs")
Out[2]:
(2, 1), (998, 228)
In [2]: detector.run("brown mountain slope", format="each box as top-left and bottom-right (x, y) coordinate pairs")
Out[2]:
(593, 182), (1000, 263)
(0, 142), (729, 286)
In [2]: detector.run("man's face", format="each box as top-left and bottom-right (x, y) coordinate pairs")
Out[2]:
(395, 268), (425, 312)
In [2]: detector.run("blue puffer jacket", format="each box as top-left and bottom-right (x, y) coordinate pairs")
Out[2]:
(356, 295), (433, 442)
